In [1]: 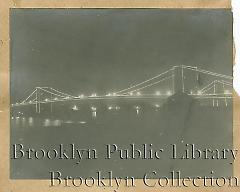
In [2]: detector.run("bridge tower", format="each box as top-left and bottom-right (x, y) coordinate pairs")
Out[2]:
(173, 65), (187, 94)
(35, 87), (41, 113)
(173, 65), (198, 94)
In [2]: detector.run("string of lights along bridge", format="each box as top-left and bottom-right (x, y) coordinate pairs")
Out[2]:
(12, 65), (233, 113)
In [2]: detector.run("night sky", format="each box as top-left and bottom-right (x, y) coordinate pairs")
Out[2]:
(10, 9), (232, 102)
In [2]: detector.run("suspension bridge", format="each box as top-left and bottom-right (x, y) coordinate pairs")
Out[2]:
(11, 65), (233, 113)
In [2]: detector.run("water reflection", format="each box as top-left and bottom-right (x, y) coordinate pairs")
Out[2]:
(134, 106), (140, 115)
(22, 117), (26, 127)
(43, 119), (51, 127)
(65, 120), (73, 124)
(44, 119), (63, 127)
(91, 106), (97, 118)
(78, 121), (86, 124)
(12, 117), (88, 128)
(92, 111), (97, 118)
(28, 117), (34, 127)
(11, 100), (231, 130)
(11, 105), (161, 128)
(53, 120), (62, 126)
(15, 117), (20, 126)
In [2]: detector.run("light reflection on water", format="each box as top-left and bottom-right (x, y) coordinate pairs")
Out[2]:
(44, 119), (68, 127)
(12, 117), (66, 128)
(92, 111), (97, 118)
(29, 117), (34, 127)
(11, 116), (89, 128)
(10, 105), (166, 129)
(43, 119), (51, 127)
(64, 120), (73, 124)
(13, 117), (34, 128)
(22, 117), (26, 127)
(53, 119), (62, 126)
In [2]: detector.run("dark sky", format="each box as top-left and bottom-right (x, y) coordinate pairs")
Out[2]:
(10, 9), (232, 101)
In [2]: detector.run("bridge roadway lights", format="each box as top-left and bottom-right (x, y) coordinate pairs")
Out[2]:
(166, 91), (172, 96)
(77, 95), (84, 99)
(11, 65), (233, 109)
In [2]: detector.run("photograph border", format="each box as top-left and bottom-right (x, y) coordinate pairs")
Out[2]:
(1, 0), (240, 191)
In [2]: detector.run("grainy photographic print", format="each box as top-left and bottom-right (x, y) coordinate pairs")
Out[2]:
(10, 9), (233, 181)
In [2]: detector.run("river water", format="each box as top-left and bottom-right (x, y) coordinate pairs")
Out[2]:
(10, 94), (233, 179)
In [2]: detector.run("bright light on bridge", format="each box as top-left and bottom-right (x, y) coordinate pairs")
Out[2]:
(72, 105), (78, 111)
(224, 90), (231, 94)
(91, 106), (97, 111)
(90, 93), (97, 97)
(166, 91), (172, 96)
(106, 93), (117, 96)
(12, 66), (234, 111)
(78, 94), (84, 98)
